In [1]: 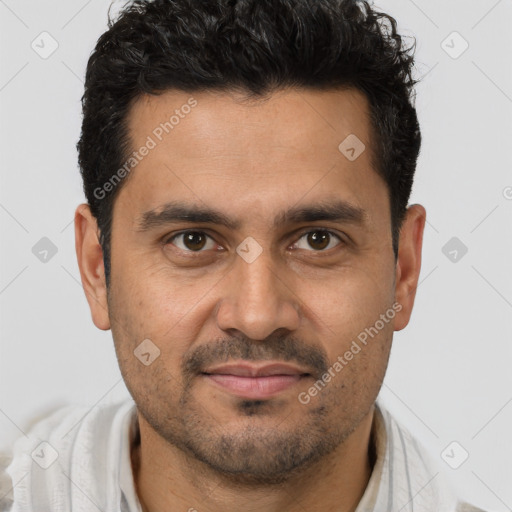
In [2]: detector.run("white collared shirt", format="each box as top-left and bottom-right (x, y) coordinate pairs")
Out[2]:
(0, 398), (485, 512)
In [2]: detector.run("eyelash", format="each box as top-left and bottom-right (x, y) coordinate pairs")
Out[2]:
(163, 229), (345, 254)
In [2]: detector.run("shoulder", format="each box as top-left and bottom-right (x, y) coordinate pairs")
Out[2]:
(0, 451), (14, 511)
(2, 399), (136, 510)
(0, 402), (104, 511)
(456, 503), (489, 512)
(373, 401), (489, 512)
(11, 398), (136, 448)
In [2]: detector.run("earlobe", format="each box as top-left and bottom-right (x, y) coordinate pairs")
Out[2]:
(394, 204), (426, 332)
(74, 203), (111, 331)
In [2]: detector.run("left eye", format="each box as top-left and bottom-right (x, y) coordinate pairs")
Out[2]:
(292, 230), (342, 252)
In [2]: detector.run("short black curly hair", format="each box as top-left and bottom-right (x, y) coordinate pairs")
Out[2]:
(77, 0), (421, 287)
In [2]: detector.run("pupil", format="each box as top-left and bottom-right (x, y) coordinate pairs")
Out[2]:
(185, 232), (206, 251)
(308, 231), (329, 250)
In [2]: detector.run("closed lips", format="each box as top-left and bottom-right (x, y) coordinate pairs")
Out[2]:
(202, 362), (311, 377)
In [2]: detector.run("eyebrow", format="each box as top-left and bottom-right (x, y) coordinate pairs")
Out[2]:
(135, 199), (367, 233)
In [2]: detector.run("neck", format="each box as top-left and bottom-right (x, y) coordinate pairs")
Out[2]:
(132, 406), (376, 512)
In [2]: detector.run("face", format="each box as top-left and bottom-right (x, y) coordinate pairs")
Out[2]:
(76, 87), (424, 484)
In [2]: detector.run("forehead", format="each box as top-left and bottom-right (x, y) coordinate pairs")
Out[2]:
(126, 87), (372, 158)
(114, 87), (386, 228)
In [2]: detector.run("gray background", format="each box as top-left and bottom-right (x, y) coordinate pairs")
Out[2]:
(1, 0), (511, 509)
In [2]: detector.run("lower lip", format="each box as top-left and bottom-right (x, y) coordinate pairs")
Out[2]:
(204, 374), (305, 399)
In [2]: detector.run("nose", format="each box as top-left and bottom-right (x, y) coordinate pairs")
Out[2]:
(215, 247), (301, 341)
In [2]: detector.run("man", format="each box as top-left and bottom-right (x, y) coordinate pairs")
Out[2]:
(1, 0), (486, 511)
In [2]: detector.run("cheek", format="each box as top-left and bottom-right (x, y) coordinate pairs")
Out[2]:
(113, 262), (209, 330)
(309, 264), (395, 341)
(108, 269), (213, 379)
(304, 269), (396, 401)
(107, 282), (181, 403)
(325, 318), (393, 401)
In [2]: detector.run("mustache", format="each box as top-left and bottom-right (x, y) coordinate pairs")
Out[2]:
(181, 331), (329, 382)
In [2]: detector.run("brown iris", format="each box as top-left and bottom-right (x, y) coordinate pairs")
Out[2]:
(183, 232), (208, 251)
(307, 231), (330, 251)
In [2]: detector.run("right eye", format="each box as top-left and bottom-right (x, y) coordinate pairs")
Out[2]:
(164, 231), (220, 253)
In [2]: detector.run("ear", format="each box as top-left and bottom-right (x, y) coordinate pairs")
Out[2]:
(393, 204), (426, 332)
(74, 203), (111, 330)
